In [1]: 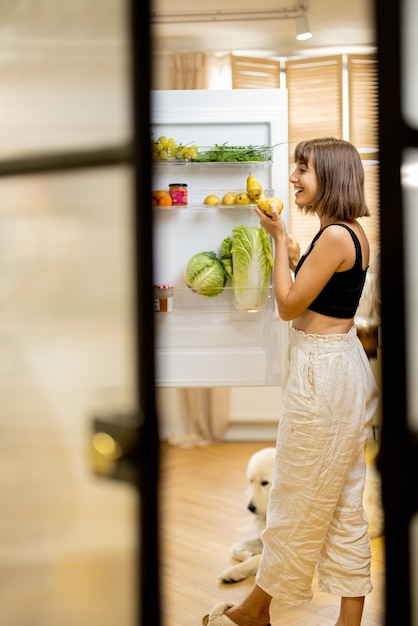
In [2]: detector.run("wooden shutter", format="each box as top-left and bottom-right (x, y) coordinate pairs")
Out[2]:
(348, 54), (380, 261)
(286, 55), (343, 150)
(348, 54), (379, 149)
(362, 162), (380, 259)
(285, 56), (343, 251)
(231, 55), (281, 89)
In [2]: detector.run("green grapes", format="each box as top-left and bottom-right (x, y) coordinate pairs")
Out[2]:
(151, 135), (198, 161)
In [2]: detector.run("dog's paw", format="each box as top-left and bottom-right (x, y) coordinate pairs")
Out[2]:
(217, 565), (247, 584)
(218, 554), (261, 584)
(230, 547), (253, 562)
(230, 539), (262, 562)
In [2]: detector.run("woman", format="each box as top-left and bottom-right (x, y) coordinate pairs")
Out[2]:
(203, 137), (379, 626)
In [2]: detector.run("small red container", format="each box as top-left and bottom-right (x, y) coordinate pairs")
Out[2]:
(169, 183), (188, 206)
(153, 284), (174, 312)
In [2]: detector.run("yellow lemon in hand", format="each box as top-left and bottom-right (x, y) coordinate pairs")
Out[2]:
(257, 197), (284, 216)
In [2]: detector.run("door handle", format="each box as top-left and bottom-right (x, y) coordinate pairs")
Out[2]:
(90, 412), (141, 485)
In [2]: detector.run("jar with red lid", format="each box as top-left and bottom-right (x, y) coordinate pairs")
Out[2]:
(153, 284), (174, 312)
(169, 183), (188, 206)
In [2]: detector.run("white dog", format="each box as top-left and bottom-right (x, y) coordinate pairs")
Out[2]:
(218, 446), (384, 584)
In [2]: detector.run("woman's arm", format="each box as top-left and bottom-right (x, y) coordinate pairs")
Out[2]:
(255, 207), (352, 321)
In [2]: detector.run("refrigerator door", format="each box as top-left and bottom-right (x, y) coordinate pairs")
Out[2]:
(151, 89), (289, 387)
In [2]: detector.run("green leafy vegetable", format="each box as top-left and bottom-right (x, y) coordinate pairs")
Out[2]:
(184, 251), (227, 297)
(222, 226), (273, 310)
(192, 143), (272, 163)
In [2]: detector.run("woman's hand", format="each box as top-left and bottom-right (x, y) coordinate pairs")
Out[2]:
(286, 233), (301, 272)
(254, 205), (287, 240)
(255, 205), (301, 271)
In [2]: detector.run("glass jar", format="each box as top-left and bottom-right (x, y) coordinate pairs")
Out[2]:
(153, 284), (174, 313)
(169, 183), (188, 206)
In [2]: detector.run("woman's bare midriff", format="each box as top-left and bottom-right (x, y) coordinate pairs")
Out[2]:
(291, 309), (354, 335)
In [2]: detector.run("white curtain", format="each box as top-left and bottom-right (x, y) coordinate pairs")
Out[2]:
(169, 52), (232, 90)
(168, 388), (231, 448)
(169, 53), (208, 89)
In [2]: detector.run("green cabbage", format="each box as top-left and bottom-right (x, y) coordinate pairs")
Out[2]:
(183, 250), (227, 297)
(222, 226), (273, 310)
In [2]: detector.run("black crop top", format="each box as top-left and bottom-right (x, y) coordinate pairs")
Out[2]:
(294, 223), (368, 319)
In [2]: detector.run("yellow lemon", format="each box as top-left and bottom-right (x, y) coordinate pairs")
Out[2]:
(203, 194), (221, 206)
(222, 191), (237, 205)
(235, 193), (251, 205)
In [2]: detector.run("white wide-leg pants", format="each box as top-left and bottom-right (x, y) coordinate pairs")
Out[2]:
(256, 326), (379, 605)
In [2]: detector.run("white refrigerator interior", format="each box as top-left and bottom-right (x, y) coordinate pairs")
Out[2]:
(151, 89), (289, 387)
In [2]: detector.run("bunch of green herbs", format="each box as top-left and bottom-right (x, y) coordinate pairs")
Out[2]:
(192, 143), (273, 163)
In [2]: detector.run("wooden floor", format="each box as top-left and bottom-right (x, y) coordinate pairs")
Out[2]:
(159, 441), (385, 626)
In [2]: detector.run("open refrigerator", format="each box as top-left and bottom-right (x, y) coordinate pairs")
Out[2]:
(151, 89), (289, 387)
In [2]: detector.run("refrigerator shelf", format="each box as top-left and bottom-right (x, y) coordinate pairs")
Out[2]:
(153, 160), (272, 167)
(152, 144), (273, 164)
(154, 285), (275, 314)
(153, 187), (276, 210)
(153, 203), (260, 210)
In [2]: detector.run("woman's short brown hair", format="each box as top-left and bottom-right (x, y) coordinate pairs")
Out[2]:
(294, 137), (370, 219)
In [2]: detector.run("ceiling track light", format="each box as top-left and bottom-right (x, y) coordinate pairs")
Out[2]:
(295, 12), (312, 40)
(150, 4), (312, 28)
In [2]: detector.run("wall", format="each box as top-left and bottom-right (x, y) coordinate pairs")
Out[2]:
(152, 52), (172, 90)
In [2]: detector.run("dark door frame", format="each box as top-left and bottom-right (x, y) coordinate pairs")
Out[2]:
(0, 1), (159, 625)
(376, 0), (418, 623)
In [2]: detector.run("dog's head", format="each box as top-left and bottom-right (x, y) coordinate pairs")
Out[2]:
(246, 447), (276, 520)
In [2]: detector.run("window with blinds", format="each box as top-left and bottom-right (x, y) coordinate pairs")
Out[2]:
(231, 56), (281, 89)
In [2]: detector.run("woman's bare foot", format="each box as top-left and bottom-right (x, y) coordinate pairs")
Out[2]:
(224, 584), (272, 626)
(224, 605), (270, 626)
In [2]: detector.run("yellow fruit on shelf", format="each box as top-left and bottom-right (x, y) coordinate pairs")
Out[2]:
(235, 193), (251, 205)
(257, 197), (284, 216)
(203, 194), (221, 206)
(222, 191), (237, 205)
(246, 173), (263, 201)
